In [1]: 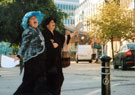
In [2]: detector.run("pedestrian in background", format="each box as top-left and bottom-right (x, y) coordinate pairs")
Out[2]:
(41, 17), (77, 95)
(13, 11), (48, 95)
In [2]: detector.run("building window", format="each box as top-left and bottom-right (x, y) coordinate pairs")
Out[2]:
(69, 19), (72, 24)
(71, 19), (73, 24)
(66, 5), (68, 9)
(73, 20), (75, 24)
(62, 4), (64, 9)
(69, 5), (71, 10)
(63, 4), (65, 9)
(59, 4), (61, 9)
(56, 4), (58, 7)
(66, 19), (68, 24)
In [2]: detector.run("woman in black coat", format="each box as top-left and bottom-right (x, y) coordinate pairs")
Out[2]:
(42, 17), (77, 95)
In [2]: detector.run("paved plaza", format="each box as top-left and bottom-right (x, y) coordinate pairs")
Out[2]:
(0, 61), (135, 95)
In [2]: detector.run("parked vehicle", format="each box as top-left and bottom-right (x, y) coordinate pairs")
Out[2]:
(113, 43), (135, 70)
(76, 45), (93, 63)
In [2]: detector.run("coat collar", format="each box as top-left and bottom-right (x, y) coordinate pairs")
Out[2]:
(28, 26), (40, 33)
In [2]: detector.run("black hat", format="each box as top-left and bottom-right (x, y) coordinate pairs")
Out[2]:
(42, 17), (56, 27)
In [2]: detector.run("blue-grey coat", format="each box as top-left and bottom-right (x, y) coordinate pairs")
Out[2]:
(18, 26), (45, 62)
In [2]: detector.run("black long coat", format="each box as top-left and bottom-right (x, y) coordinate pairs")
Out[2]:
(42, 28), (65, 95)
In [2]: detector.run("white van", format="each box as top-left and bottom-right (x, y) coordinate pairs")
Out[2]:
(76, 45), (93, 63)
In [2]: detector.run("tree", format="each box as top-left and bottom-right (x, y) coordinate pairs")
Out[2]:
(87, 0), (134, 60)
(0, 0), (67, 44)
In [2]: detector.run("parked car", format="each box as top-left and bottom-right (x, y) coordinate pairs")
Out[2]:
(76, 45), (93, 63)
(113, 43), (135, 70)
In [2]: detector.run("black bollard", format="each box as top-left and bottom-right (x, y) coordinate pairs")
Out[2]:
(100, 55), (111, 95)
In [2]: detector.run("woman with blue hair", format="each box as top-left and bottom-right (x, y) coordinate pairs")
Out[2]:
(13, 11), (48, 95)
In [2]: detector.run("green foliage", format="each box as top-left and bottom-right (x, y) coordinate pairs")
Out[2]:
(0, 0), (12, 5)
(0, 41), (12, 55)
(87, 0), (134, 42)
(0, 0), (67, 44)
(11, 43), (19, 54)
(87, 0), (134, 58)
(0, 41), (20, 55)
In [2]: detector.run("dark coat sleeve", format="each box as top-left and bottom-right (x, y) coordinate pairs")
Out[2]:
(54, 31), (65, 49)
(42, 30), (57, 58)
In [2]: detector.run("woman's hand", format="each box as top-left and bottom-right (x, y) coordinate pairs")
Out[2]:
(53, 43), (59, 48)
(70, 32), (78, 38)
(14, 57), (20, 62)
(50, 39), (59, 48)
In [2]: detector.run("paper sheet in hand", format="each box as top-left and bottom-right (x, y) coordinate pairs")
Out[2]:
(1, 55), (20, 68)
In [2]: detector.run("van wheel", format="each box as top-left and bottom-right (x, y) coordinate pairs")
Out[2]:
(89, 60), (92, 63)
